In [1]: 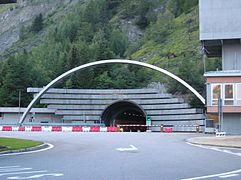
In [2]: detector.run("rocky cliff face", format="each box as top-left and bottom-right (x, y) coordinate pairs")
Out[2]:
(0, 0), (76, 54)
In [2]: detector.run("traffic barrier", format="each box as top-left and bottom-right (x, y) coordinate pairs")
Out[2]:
(25, 126), (32, 132)
(216, 132), (226, 137)
(72, 126), (83, 132)
(31, 126), (42, 132)
(0, 125), (153, 133)
(62, 126), (72, 132)
(18, 126), (25, 131)
(2, 126), (12, 131)
(82, 127), (90, 132)
(107, 127), (118, 132)
(100, 127), (107, 132)
(164, 128), (172, 133)
(90, 126), (100, 132)
(42, 126), (52, 132)
(52, 126), (62, 132)
(12, 126), (19, 131)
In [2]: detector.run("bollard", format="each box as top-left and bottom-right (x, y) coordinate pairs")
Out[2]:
(160, 125), (164, 132)
(196, 126), (200, 133)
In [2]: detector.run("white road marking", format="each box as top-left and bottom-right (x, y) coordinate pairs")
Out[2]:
(7, 173), (64, 179)
(181, 169), (241, 180)
(186, 142), (241, 157)
(0, 165), (64, 179)
(0, 168), (32, 173)
(0, 166), (20, 169)
(184, 142), (241, 180)
(0, 143), (54, 157)
(0, 171), (48, 177)
(116, 145), (138, 152)
(219, 174), (239, 178)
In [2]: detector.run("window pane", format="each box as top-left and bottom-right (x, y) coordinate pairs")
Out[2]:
(225, 84), (233, 99)
(212, 100), (218, 106)
(237, 100), (241, 105)
(212, 85), (221, 99)
(237, 84), (241, 99)
(224, 100), (234, 105)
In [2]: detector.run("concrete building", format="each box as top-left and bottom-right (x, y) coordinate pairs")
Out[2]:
(0, 87), (204, 132)
(200, 0), (241, 134)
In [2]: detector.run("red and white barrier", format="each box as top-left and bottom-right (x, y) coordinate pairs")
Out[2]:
(62, 126), (72, 132)
(82, 127), (90, 132)
(0, 125), (120, 133)
(42, 126), (52, 132)
(2, 126), (12, 131)
(18, 126), (25, 131)
(72, 126), (82, 132)
(31, 126), (42, 132)
(52, 126), (62, 132)
(164, 128), (173, 133)
(100, 127), (107, 132)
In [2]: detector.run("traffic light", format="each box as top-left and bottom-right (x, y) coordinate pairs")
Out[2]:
(0, 0), (17, 4)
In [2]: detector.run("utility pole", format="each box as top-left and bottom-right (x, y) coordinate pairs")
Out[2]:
(218, 98), (223, 132)
(18, 91), (21, 121)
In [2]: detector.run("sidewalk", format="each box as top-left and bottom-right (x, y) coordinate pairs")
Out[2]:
(187, 135), (241, 148)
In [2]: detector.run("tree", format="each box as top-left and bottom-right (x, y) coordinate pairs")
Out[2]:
(32, 13), (44, 33)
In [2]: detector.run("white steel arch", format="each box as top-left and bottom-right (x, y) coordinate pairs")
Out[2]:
(19, 59), (205, 124)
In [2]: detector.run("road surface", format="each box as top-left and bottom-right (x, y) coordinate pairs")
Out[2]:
(0, 132), (241, 180)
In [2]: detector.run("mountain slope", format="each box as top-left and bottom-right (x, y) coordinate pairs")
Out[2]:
(0, 0), (220, 107)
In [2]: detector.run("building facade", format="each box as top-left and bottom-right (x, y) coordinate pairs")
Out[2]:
(200, 0), (241, 134)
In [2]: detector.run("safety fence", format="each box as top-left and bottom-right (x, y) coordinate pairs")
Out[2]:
(0, 124), (203, 133)
(0, 125), (118, 132)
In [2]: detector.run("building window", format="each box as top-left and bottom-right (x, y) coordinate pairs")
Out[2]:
(212, 84), (221, 105)
(224, 84), (234, 105)
(236, 84), (241, 105)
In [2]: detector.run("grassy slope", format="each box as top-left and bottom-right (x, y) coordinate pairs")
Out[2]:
(0, 137), (43, 152)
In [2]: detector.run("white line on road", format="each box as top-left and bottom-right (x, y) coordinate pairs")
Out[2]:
(181, 169), (241, 180)
(184, 142), (241, 180)
(219, 174), (239, 178)
(186, 142), (241, 157)
(0, 170), (48, 177)
(0, 143), (54, 157)
(116, 145), (138, 152)
(7, 173), (64, 179)
(0, 166), (20, 169)
(0, 168), (32, 173)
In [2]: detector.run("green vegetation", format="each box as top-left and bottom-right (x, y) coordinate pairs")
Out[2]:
(0, 0), (221, 107)
(0, 137), (43, 152)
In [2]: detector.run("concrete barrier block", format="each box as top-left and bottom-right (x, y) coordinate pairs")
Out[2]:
(42, 126), (52, 132)
(100, 127), (107, 132)
(62, 126), (72, 132)
(12, 126), (19, 131)
(83, 127), (90, 132)
(25, 126), (32, 132)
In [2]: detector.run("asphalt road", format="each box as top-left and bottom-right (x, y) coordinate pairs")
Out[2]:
(0, 132), (241, 180)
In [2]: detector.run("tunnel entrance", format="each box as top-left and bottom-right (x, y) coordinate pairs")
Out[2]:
(101, 101), (147, 132)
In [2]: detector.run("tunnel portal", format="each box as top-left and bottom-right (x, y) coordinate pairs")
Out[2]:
(101, 101), (147, 132)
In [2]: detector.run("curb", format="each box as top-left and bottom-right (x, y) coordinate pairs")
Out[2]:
(186, 138), (241, 149)
(0, 143), (49, 155)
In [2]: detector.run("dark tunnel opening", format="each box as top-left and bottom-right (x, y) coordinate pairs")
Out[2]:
(101, 101), (147, 132)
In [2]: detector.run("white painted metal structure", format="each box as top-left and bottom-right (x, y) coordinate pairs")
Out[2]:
(19, 59), (205, 124)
